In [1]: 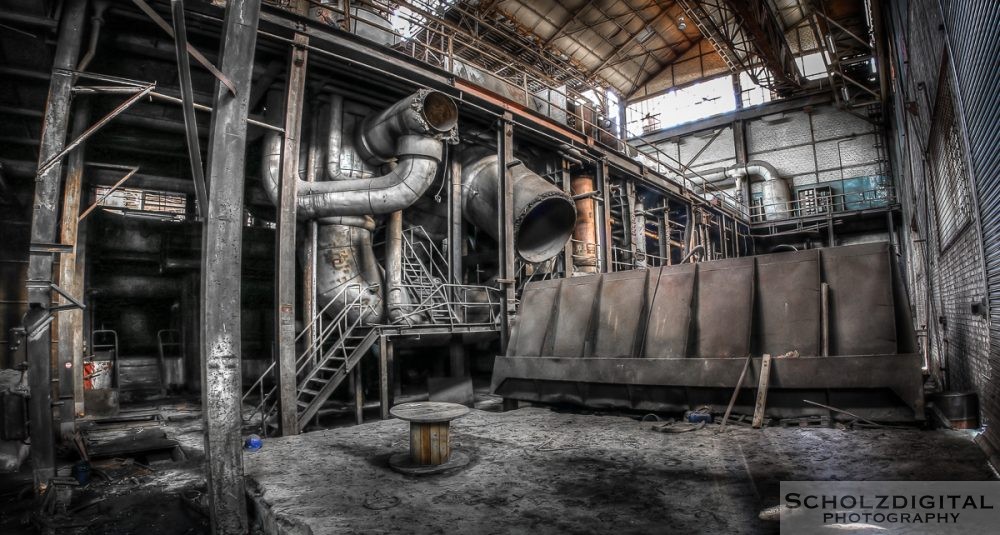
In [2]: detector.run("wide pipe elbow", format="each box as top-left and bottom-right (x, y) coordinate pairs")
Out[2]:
(356, 89), (458, 164)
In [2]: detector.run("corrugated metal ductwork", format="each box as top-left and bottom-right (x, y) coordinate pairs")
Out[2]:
(943, 1), (1000, 450)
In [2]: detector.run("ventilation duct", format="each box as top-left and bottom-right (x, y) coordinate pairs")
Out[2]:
(688, 160), (791, 221)
(460, 147), (577, 263)
(262, 89), (458, 324)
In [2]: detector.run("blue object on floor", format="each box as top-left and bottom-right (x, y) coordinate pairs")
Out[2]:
(72, 460), (91, 485)
(687, 412), (713, 424)
(244, 434), (263, 452)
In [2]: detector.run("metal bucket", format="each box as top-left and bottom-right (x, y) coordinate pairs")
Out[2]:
(931, 391), (980, 429)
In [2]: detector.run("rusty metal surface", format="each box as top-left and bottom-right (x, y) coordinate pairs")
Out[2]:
(821, 242), (896, 355)
(508, 279), (560, 357)
(643, 264), (696, 358)
(499, 243), (920, 419)
(593, 271), (647, 358)
(550, 275), (600, 358)
(492, 353), (926, 420)
(756, 249), (821, 356)
(694, 256), (754, 358)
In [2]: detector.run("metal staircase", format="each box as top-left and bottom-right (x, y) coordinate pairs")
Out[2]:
(243, 228), (503, 436)
(399, 226), (458, 324)
(242, 283), (376, 435)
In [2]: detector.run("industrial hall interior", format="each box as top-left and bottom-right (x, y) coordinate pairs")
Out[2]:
(1, 0), (999, 533)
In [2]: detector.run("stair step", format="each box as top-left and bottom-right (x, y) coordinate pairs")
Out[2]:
(301, 388), (321, 396)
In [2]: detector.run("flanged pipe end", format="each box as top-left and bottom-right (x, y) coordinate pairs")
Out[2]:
(516, 193), (577, 263)
(418, 90), (459, 134)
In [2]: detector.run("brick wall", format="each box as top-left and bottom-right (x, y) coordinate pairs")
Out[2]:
(887, 3), (992, 410)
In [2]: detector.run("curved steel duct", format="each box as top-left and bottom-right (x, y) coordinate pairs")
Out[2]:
(461, 148), (577, 263)
(262, 89), (458, 325)
(262, 90), (456, 220)
(688, 160), (792, 221)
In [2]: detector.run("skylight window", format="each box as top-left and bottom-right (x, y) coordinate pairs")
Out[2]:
(796, 51), (829, 80)
(626, 75), (737, 136)
(738, 71), (773, 108)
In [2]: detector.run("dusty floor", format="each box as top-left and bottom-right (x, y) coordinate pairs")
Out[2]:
(245, 407), (996, 535)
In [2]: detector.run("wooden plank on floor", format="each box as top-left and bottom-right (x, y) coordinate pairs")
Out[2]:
(752, 354), (772, 429)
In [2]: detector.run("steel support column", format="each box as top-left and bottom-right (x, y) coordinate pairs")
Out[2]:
(57, 100), (90, 433)
(598, 160), (613, 272)
(448, 156), (463, 286)
(25, 0), (87, 489)
(200, 1), (260, 533)
(275, 33), (308, 437)
(379, 334), (394, 420)
(561, 160), (574, 276)
(497, 114), (516, 350)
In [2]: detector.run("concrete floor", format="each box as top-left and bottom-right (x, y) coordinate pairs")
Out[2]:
(244, 407), (996, 535)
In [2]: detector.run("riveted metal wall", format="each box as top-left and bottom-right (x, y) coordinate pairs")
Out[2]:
(944, 1), (1000, 452)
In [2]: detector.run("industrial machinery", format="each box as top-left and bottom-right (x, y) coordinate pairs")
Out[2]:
(493, 242), (923, 421)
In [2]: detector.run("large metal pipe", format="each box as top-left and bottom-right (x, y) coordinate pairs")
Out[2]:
(571, 175), (599, 273)
(263, 90), (457, 325)
(355, 89), (458, 164)
(461, 147), (577, 263)
(688, 160), (791, 221)
(262, 89), (456, 220)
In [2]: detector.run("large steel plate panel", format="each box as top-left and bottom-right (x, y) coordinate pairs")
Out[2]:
(551, 275), (601, 358)
(693, 257), (754, 357)
(821, 242), (896, 355)
(508, 279), (560, 357)
(643, 264), (696, 358)
(756, 250), (821, 356)
(593, 271), (648, 357)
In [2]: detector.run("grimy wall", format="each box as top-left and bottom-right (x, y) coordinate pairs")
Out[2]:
(886, 0), (998, 453)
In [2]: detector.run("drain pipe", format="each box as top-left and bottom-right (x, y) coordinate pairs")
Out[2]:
(76, 1), (109, 73)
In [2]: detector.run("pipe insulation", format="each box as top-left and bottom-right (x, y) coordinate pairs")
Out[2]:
(686, 160), (792, 221)
(262, 89), (458, 325)
(262, 90), (457, 220)
(461, 147), (577, 263)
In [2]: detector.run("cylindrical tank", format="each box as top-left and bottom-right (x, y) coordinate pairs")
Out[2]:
(571, 175), (599, 273)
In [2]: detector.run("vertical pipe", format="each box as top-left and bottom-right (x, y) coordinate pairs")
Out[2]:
(171, 0), (208, 220)
(57, 100), (89, 435)
(571, 175), (599, 273)
(448, 155), (463, 285)
(385, 210), (403, 321)
(302, 106), (322, 362)
(26, 0), (87, 489)
(200, 1), (260, 532)
(353, 363), (363, 424)
(598, 162), (613, 272)
(275, 34), (308, 437)
(821, 282), (830, 356)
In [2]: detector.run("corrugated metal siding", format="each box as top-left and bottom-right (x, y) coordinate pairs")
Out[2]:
(887, 1), (991, 430)
(945, 2), (1000, 451)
